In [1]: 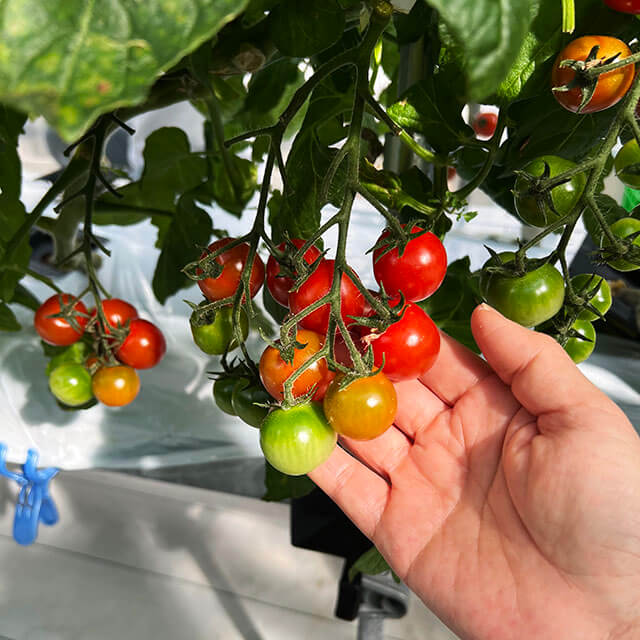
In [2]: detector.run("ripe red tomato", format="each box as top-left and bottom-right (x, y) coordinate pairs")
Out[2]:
(551, 36), (635, 113)
(259, 329), (334, 402)
(197, 238), (265, 301)
(91, 299), (138, 334)
(266, 239), (322, 307)
(116, 319), (166, 369)
(472, 112), (498, 138)
(34, 294), (88, 346)
(92, 365), (140, 407)
(288, 259), (365, 334)
(361, 301), (440, 382)
(323, 372), (397, 440)
(373, 226), (447, 302)
(604, 0), (640, 13)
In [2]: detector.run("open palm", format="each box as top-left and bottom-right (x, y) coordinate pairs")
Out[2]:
(310, 305), (640, 640)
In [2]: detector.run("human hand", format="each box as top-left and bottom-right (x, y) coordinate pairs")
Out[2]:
(310, 304), (640, 640)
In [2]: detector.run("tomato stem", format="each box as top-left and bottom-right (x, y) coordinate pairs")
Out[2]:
(561, 0), (575, 34)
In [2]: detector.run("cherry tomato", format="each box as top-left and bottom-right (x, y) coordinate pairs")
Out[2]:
(90, 299), (138, 334)
(482, 253), (565, 327)
(333, 331), (363, 368)
(614, 139), (640, 189)
(34, 294), (88, 346)
(213, 377), (237, 415)
(373, 226), (447, 302)
(604, 0), (640, 14)
(564, 319), (596, 364)
(197, 238), (265, 302)
(116, 319), (166, 369)
(472, 112), (498, 138)
(260, 403), (337, 476)
(92, 365), (140, 407)
(571, 274), (612, 321)
(603, 217), (640, 271)
(266, 239), (322, 307)
(323, 372), (397, 441)
(259, 329), (334, 402)
(288, 259), (365, 334)
(514, 156), (586, 228)
(551, 36), (634, 113)
(360, 301), (440, 382)
(49, 363), (94, 407)
(232, 379), (271, 428)
(190, 306), (248, 355)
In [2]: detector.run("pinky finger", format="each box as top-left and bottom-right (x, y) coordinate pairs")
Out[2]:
(308, 446), (389, 540)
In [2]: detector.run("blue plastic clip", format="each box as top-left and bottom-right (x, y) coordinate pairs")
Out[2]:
(0, 444), (59, 545)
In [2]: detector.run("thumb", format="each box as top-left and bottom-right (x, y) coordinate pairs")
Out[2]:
(471, 303), (609, 418)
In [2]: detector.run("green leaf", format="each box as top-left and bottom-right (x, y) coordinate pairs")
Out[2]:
(426, 0), (534, 101)
(394, 0), (433, 45)
(348, 546), (392, 582)
(419, 257), (481, 353)
(11, 283), (40, 312)
(262, 461), (315, 501)
(0, 196), (30, 302)
(152, 196), (213, 303)
(270, 0), (345, 57)
(0, 0), (251, 140)
(0, 302), (20, 332)
(209, 155), (258, 216)
(243, 0), (281, 27)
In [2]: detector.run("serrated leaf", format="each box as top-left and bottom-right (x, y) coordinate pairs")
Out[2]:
(348, 546), (391, 582)
(270, 0), (345, 57)
(262, 461), (315, 501)
(152, 195), (213, 303)
(0, 0), (251, 140)
(0, 302), (20, 331)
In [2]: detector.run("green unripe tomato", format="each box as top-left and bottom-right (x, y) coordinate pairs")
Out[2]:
(564, 319), (596, 364)
(604, 217), (640, 271)
(571, 274), (612, 321)
(190, 306), (248, 355)
(482, 252), (565, 327)
(48, 363), (94, 407)
(260, 403), (337, 476)
(614, 139), (640, 189)
(45, 341), (90, 377)
(213, 376), (237, 415)
(514, 156), (586, 228)
(232, 379), (271, 428)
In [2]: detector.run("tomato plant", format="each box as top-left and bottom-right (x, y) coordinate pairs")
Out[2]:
(92, 366), (140, 407)
(116, 319), (166, 369)
(190, 306), (248, 355)
(472, 112), (498, 139)
(34, 295), (88, 346)
(259, 329), (334, 402)
(564, 318), (596, 363)
(48, 363), (94, 407)
(266, 239), (322, 307)
(551, 36), (635, 113)
(514, 156), (587, 227)
(372, 226), (447, 302)
(260, 403), (337, 476)
(571, 274), (612, 320)
(604, 217), (640, 271)
(614, 139), (640, 189)
(323, 372), (397, 441)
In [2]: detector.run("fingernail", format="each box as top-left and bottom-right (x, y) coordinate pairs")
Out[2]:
(477, 303), (496, 313)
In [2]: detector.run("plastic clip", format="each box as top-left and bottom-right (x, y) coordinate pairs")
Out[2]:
(0, 444), (59, 545)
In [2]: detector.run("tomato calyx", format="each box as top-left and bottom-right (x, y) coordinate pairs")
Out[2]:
(596, 230), (640, 268)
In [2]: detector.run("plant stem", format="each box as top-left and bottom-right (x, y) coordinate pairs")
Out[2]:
(561, 0), (575, 33)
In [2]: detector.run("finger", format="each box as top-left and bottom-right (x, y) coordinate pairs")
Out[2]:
(340, 425), (412, 480)
(393, 379), (448, 439)
(308, 445), (389, 539)
(418, 331), (491, 405)
(471, 303), (610, 418)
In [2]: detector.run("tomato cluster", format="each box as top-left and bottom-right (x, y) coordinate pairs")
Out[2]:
(191, 229), (447, 476)
(35, 294), (165, 408)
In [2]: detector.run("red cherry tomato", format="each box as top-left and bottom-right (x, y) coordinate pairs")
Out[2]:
(472, 112), (498, 138)
(604, 0), (640, 13)
(288, 259), (365, 334)
(197, 238), (265, 301)
(91, 299), (138, 334)
(92, 365), (140, 407)
(361, 301), (440, 382)
(373, 226), (447, 302)
(551, 36), (635, 113)
(266, 239), (322, 307)
(116, 319), (166, 369)
(34, 294), (88, 346)
(259, 329), (334, 402)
